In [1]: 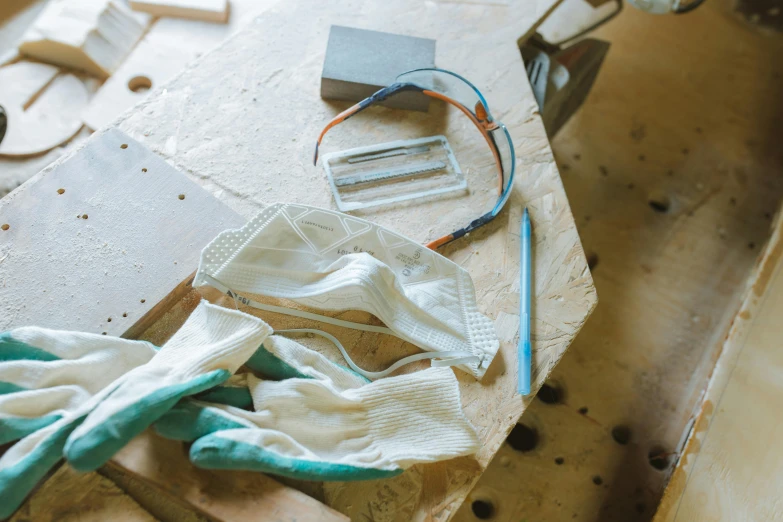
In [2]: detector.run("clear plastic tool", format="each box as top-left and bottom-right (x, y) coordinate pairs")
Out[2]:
(322, 135), (465, 212)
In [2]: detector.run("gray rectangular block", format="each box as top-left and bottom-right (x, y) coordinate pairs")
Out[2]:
(321, 25), (436, 112)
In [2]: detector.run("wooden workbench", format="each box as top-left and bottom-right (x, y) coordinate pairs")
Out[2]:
(2, 0), (594, 520)
(107, 0), (593, 519)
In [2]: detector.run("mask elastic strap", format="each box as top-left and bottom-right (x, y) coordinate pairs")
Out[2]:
(200, 273), (480, 380)
(276, 328), (477, 380)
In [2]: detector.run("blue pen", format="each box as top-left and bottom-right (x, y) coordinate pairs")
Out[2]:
(518, 207), (532, 395)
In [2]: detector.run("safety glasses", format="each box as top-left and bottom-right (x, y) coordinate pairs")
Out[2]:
(314, 68), (515, 250)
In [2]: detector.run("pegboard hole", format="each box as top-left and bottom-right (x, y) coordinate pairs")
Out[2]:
(178, 194), (185, 200)
(611, 425), (632, 445)
(536, 381), (563, 404)
(107, 318), (112, 322)
(122, 312), (128, 318)
(592, 475), (603, 486)
(140, 299), (146, 303)
(648, 446), (672, 471)
(142, 168), (148, 173)
(82, 214), (88, 219)
(554, 457), (564, 465)
(120, 144), (128, 149)
(128, 76), (152, 93)
(578, 406), (588, 415)
(507, 423), (538, 452)
(102, 332), (107, 335)
(586, 252), (599, 271)
(1, 224), (8, 231)
(471, 500), (495, 520)
(57, 188), (65, 195)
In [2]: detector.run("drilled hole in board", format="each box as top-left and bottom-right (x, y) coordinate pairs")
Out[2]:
(648, 446), (672, 471)
(1, 224), (8, 231)
(578, 406), (588, 415)
(102, 332), (107, 335)
(107, 318), (112, 322)
(611, 425), (632, 445)
(57, 188), (65, 195)
(507, 423), (538, 452)
(648, 193), (671, 213)
(586, 252), (599, 271)
(592, 475), (603, 486)
(471, 500), (495, 520)
(122, 312), (127, 318)
(554, 457), (564, 465)
(120, 144), (128, 149)
(178, 194), (185, 200)
(140, 299), (146, 303)
(536, 381), (563, 404)
(82, 214), (88, 219)
(128, 76), (152, 93)
(142, 168), (148, 173)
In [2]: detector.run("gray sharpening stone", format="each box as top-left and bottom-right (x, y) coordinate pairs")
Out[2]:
(321, 26), (436, 112)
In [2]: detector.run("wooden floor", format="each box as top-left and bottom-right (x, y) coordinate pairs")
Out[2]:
(455, 1), (783, 521)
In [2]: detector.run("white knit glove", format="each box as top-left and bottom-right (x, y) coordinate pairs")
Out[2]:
(155, 335), (480, 480)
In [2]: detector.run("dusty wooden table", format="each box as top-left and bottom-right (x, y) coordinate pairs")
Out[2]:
(6, 0), (595, 520)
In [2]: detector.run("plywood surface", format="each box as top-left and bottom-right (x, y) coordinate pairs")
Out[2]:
(455, 1), (783, 521)
(103, 0), (595, 520)
(11, 464), (158, 522)
(108, 431), (349, 522)
(653, 207), (783, 522)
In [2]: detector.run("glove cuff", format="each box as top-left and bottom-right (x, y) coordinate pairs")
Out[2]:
(154, 301), (272, 378)
(354, 367), (479, 468)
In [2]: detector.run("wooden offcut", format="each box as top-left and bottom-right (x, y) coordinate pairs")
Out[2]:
(128, 0), (229, 23)
(0, 128), (244, 337)
(18, 0), (150, 79)
(0, 61), (88, 156)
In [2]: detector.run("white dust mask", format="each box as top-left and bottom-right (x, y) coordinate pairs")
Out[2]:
(194, 203), (499, 380)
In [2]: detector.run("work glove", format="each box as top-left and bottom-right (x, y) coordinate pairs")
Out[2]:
(0, 301), (271, 518)
(154, 334), (481, 481)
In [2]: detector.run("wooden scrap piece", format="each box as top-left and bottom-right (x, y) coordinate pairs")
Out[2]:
(18, 0), (150, 79)
(81, 0), (273, 130)
(129, 0), (230, 23)
(0, 127), (244, 336)
(0, 61), (88, 156)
